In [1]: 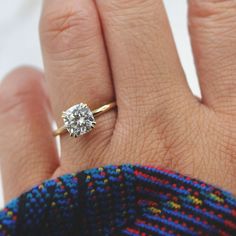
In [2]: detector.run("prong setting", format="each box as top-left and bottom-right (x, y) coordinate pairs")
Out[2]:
(62, 103), (96, 138)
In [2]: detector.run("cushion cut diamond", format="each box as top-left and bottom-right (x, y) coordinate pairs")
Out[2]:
(62, 103), (96, 137)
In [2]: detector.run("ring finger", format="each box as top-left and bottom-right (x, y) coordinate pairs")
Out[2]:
(40, 0), (115, 174)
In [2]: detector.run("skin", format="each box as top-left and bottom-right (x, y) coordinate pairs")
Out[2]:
(0, 0), (236, 204)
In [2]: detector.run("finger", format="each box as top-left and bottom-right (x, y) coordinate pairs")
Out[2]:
(0, 67), (59, 203)
(189, 0), (236, 115)
(40, 0), (115, 172)
(95, 0), (195, 121)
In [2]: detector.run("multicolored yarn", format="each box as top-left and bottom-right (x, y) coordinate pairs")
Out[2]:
(0, 164), (235, 235)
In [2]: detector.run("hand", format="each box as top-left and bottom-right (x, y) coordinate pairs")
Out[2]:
(0, 0), (236, 203)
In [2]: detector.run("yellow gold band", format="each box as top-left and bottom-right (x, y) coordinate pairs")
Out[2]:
(53, 102), (116, 137)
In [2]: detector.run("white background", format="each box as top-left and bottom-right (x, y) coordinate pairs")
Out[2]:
(0, 0), (199, 208)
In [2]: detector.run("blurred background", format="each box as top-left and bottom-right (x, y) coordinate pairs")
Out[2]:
(0, 0), (199, 207)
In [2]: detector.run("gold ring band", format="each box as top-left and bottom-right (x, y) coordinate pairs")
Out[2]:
(53, 102), (116, 137)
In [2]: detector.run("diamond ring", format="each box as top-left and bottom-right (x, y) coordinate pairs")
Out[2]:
(53, 102), (116, 138)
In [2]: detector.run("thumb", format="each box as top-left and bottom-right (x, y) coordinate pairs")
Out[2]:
(0, 67), (59, 203)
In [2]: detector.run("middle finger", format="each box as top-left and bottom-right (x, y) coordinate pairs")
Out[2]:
(96, 0), (195, 122)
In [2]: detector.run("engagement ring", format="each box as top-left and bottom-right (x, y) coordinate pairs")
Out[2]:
(54, 102), (116, 138)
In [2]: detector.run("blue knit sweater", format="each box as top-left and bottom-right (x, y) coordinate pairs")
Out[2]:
(0, 165), (235, 235)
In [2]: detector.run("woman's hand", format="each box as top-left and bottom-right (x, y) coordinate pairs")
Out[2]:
(0, 0), (236, 203)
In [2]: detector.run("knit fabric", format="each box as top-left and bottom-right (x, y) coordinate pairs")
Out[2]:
(0, 165), (235, 236)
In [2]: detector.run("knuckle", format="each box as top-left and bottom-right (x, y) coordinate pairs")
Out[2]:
(0, 68), (44, 121)
(99, 0), (158, 11)
(40, 7), (97, 54)
(0, 91), (30, 117)
(189, 0), (236, 25)
(98, 0), (160, 28)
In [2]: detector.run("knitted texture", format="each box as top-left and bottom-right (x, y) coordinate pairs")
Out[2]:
(0, 165), (235, 235)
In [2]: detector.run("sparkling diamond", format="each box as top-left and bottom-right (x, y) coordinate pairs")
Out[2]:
(62, 103), (96, 137)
